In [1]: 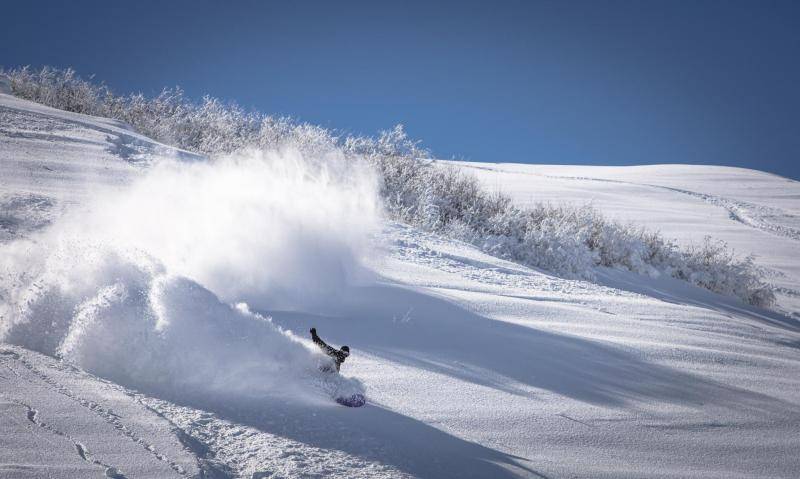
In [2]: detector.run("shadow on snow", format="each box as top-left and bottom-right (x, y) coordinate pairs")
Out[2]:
(271, 283), (793, 413)
(248, 281), (796, 477)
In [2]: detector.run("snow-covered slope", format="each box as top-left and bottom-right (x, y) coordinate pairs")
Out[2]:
(2, 93), (800, 478)
(446, 161), (800, 317)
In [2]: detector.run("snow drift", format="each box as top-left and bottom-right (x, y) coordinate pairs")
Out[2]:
(0, 147), (375, 400)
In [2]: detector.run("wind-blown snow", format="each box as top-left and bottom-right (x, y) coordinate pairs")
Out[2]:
(2, 92), (800, 479)
(42, 148), (378, 311)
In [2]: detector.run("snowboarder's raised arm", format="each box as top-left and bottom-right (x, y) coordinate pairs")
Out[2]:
(310, 327), (338, 357)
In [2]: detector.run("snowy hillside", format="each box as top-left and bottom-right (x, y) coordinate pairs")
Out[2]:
(2, 92), (800, 479)
(446, 161), (800, 317)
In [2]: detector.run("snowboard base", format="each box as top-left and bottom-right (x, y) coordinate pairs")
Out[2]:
(335, 393), (366, 407)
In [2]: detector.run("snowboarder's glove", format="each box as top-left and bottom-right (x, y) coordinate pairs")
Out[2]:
(310, 327), (317, 337)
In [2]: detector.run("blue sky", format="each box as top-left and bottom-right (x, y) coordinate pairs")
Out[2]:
(2, 0), (799, 179)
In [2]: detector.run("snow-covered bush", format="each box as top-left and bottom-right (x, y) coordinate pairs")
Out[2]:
(4, 66), (106, 115)
(1, 66), (775, 307)
(2, 66), (338, 157)
(677, 237), (774, 307)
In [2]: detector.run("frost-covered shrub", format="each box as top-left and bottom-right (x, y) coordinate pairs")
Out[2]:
(1, 66), (775, 307)
(2, 66), (338, 158)
(678, 237), (774, 307)
(4, 66), (106, 115)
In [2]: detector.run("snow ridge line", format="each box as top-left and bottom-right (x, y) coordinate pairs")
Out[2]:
(3, 395), (127, 478)
(6, 351), (191, 478)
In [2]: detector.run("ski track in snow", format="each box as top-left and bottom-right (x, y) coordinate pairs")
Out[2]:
(7, 397), (127, 479)
(0, 348), (192, 478)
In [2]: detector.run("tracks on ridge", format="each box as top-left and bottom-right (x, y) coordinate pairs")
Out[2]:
(458, 163), (800, 242)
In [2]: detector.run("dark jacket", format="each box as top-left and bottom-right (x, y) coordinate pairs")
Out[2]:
(311, 328), (349, 372)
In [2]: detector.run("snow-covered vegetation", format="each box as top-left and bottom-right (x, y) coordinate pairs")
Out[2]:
(1, 66), (774, 307)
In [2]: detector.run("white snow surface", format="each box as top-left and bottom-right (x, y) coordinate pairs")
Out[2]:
(1, 93), (800, 478)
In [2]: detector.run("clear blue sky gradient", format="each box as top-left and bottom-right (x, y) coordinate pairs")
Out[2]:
(2, 0), (799, 179)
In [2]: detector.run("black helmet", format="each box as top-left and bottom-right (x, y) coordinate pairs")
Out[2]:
(341, 346), (350, 355)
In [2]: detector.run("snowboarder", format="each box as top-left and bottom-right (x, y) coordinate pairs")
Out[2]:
(310, 327), (350, 373)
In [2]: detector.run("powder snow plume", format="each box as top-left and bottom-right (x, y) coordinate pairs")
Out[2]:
(0, 147), (376, 401)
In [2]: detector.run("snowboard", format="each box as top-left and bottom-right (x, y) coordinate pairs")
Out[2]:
(309, 361), (366, 407)
(335, 393), (366, 407)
